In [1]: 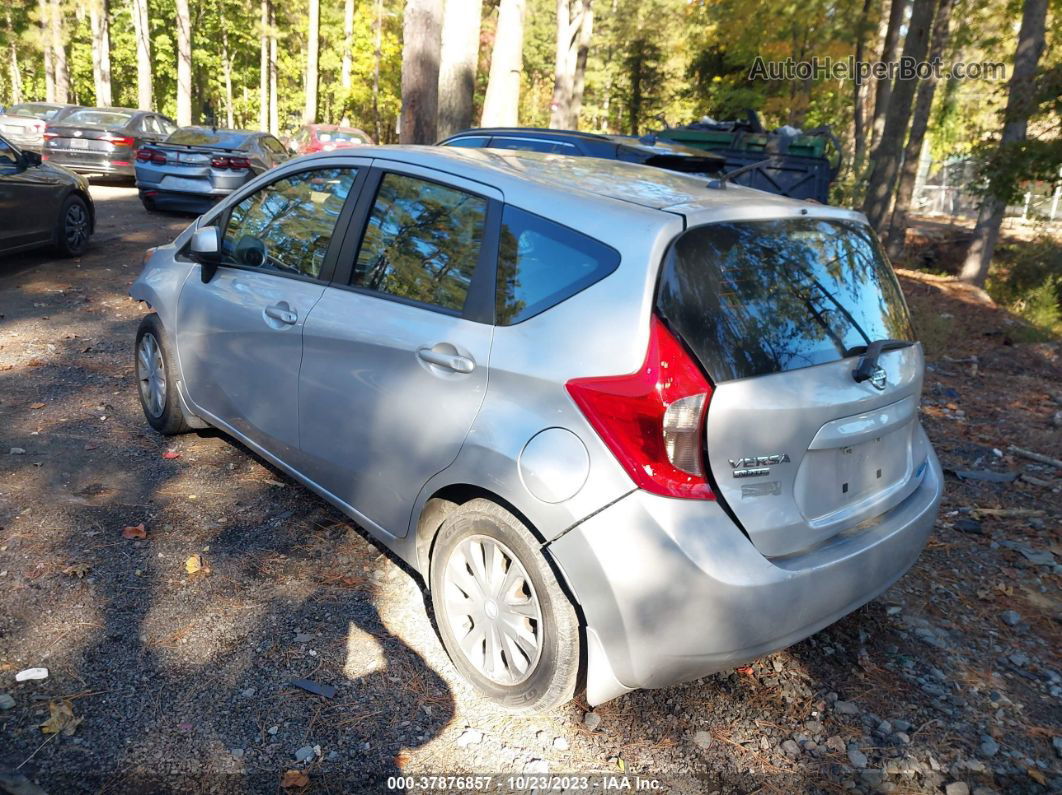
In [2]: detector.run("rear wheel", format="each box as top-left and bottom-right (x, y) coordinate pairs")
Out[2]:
(430, 499), (579, 713)
(54, 195), (91, 257)
(135, 314), (192, 435)
(140, 195), (157, 213)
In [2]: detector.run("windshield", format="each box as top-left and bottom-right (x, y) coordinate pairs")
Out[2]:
(7, 103), (60, 120)
(316, 129), (371, 144)
(166, 128), (253, 149)
(63, 110), (133, 128)
(656, 217), (915, 382)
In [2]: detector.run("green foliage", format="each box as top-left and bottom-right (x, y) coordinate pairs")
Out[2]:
(986, 235), (1062, 339)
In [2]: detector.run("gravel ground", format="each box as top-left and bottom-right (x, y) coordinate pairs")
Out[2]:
(0, 188), (1059, 794)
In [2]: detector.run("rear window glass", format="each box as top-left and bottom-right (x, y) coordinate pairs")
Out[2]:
(490, 137), (578, 154)
(166, 128), (252, 149)
(8, 103), (59, 119)
(317, 129), (371, 144)
(64, 110), (133, 128)
(496, 206), (620, 325)
(656, 218), (915, 382)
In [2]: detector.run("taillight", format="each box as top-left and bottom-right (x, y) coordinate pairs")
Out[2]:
(101, 133), (135, 147)
(43, 132), (58, 140)
(566, 315), (714, 500)
(135, 148), (152, 162)
(211, 156), (251, 170)
(137, 148), (166, 164)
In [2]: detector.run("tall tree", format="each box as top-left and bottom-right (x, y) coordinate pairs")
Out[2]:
(400, 0), (442, 143)
(49, 0), (68, 103)
(218, 0), (234, 127)
(850, 0), (873, 176)
(480, 0), (526, 126)
(130, 0), (153, 109)
(89, 0), (112, 106)
(259, 0), (269, 131)
(960, 0), (1049, 285)
(885, 0), (955, 257)
(176, 0), (193, 125)
(437, 0), (483, 138)
(862, 0), (935, 230)
(269, 5), (278, 135)
(373, 0), (384, 141)
(5, 8), (23, 105)
(549, 0), (593, 128)
(341, 0), (355, 96)
(38, 0), (55, 102)
(304, 0), (320, 124)
(869, 0), (908, 154)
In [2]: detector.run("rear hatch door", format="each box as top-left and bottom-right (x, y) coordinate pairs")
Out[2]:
(656, 216), (931, 558)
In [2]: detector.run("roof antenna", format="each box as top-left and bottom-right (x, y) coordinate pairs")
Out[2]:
(708, 157), (774, 190)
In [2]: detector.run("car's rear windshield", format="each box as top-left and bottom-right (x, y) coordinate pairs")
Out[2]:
(316, 130), (370, 144)
(64, 110), (133, 128)
(166, 129), (253, 149)
(8, 103), (60, 120)
(656, 217), (915, 382)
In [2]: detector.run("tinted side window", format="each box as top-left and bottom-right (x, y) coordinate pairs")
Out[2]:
(496, 206), (620, 325)
(490, 137), (579, 154)
(353, 173), (487, 313)
(222, 167), (358, 279)
(443, 136), (490, 148)
(263, 136), (286, 155)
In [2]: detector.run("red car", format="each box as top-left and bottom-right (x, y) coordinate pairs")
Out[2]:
(289, 124), (373, 155)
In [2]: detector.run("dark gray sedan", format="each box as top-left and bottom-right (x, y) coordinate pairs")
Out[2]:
(0, 133), (94, 257)
(135, 127), (290, 213)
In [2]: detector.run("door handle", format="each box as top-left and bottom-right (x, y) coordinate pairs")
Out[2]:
(417, 347), (475, 373)
(264, 304), (298, 325)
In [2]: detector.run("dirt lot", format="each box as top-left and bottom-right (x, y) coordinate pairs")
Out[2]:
(0, 187), (1060, 794)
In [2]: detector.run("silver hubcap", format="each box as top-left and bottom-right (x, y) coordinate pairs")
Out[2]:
(65, 202), (88, 249)
(443, 535), (543, 686)
(137, 333), (167, 418)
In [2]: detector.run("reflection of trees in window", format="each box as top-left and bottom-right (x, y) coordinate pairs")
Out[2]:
(222, 168), (355, 277)
(355, 174), (486, 312)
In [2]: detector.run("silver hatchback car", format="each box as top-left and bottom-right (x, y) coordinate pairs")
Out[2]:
(130, 146), (943, 712)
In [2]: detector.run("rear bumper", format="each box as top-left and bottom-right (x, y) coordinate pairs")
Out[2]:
(139, 188), (219, 213)
(45, 151), (134, 177)
(547, 444), (943, 704)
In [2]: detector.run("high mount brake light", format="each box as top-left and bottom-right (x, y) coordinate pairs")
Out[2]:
(566, 316), (715, 500)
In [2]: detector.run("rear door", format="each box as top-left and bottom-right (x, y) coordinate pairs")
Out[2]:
(299, 163), (498, 537)
(0, 137), (62, 250)
(175, 162), (367, 460)
(656, 216), (929, 558)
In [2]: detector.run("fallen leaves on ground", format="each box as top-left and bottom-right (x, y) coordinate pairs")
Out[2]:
(162, 451), (181, 460)
(62, 562), (92, 578)
(121, 523), (147, 540)
(280, 770), (309, 789)
(29, 402), (46, 409)
(40, 700), (83, 736)
(185, 554), (210, 576)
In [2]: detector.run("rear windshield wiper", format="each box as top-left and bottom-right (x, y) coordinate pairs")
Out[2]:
(848, 339), (913, 383)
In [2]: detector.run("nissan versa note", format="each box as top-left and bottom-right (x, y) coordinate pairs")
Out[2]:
(130, 146), (943, 712)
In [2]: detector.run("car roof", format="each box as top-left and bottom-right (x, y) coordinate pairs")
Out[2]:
(444, 127), (614, 143)
(294, 145), (856, 221)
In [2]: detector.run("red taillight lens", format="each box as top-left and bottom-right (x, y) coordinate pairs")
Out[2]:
(211, 156), (250, 170)
(135, 148), (152, 162)
(43, 132), (58, 140)
(101, 133), (135, 147)
(566, 316), (715, 500)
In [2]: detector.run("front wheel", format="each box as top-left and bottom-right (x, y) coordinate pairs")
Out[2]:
(430, 499), (580, 713)
(54, 194), (91, 257)
(135, 314), (191, 435)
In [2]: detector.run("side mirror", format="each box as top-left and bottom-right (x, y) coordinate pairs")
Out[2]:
(21, 150), (42, 168)
(190, 225), (222, 282)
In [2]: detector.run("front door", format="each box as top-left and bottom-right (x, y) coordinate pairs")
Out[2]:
(299, 166), (498, 537)
(175, 164), (365, 460)
(0, 137), (61, 251)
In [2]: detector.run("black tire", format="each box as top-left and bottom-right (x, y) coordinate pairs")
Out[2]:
(134, 314), (192, 435)
(140, 196), (157, 213)
(429, 499), (580, 713)
(54, 194), (91, 257)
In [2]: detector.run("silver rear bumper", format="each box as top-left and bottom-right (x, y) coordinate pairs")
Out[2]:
(547, 444), (943, 704)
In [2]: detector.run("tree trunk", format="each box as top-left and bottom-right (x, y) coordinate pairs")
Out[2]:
(548, 0), (593, 129)
(131, 0), (152, 109)
(175, 0), (192, 125)
(400, 0), (442, 144)
(88, 0), (112, 106)
(269, 5), (278, 135)
(373, 0), (383, 141)
(341, 0), (354, 93)
(959, 0), (1049, 285)
(851, 0), (872, 177)
(885, 0), (953, 257)
(862, 0), (935, 231)
(259, 0), (268, 131)
(480, 0), (526, 127)
(869, 0), (907, 154)
(437, 0), (483, 139)
(6, 8), (22, 104)
(219, 0), (234, 127)
(50, 0), (68, 103)
(304, 0), (320, 124)
(38, 0), (55, 102)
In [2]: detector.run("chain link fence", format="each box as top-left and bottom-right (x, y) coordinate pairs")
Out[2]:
(911, 156), (1062, 224)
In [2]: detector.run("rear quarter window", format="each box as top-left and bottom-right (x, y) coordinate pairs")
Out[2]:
(656, 217), (915, 382)
(496, 206), (620, 325)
